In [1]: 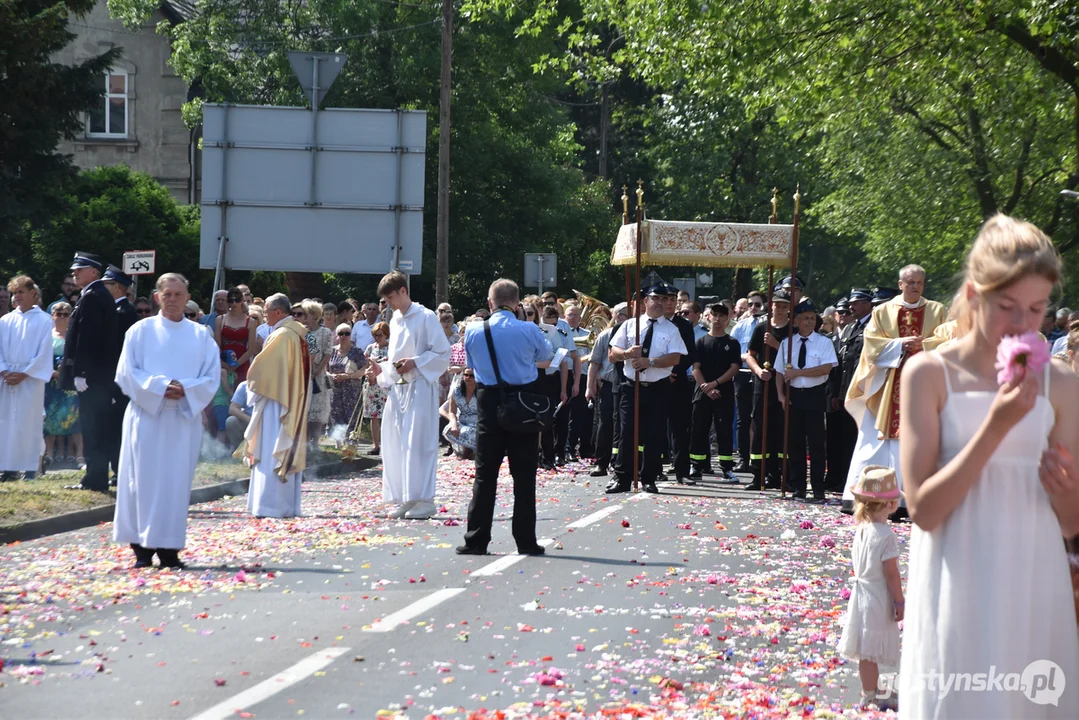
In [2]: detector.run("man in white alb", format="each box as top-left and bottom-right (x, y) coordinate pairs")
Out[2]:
(241, 293), (310, 518)
(113, 274), (220, 568)
(0, 277), (54, 479)
(365, 271), (451, 519)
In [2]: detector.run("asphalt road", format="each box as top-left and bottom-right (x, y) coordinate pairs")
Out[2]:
(0, 458), (892, 719)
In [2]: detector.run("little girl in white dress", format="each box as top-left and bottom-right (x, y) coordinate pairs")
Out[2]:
(838, 465), (905, 711)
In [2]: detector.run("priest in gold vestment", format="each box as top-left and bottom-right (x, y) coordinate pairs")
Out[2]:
(841, 266), (947, 513)
(238, 293), (311, 518)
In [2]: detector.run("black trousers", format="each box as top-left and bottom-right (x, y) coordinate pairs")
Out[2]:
(110, 387), (129, 476)
(78, 382), (114, 491)
(592, 380), (616, 470)
(538, 373), (561, 464)
(610, 382), (623, 476)
(462, 386), (540, 551)
(788, 387), (828, 496)
(567, 370), (593, 458)
(614, 380), (669, 485)
(750, 390), (786, 483)
(825, 407), (856, 489)
(690, 386), (735, 471)
(552, 378), (571, 462)
(665, 376), (693, 478)
(734, 373), (753, 465)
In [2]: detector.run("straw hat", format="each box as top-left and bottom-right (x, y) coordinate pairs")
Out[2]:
(852, 465), (901, 501)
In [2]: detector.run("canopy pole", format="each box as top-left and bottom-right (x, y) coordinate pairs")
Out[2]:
(779, 185), (801, 496)
(632, 180), (644, 494)
(759, 265), (775, 491)
(622, 185), (632, 304)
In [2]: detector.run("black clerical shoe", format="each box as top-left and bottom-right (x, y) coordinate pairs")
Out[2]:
(589, 466), (608, 477)
(641, 480), (659, 494)
(605, 481), (630, 494)
(156, 549), (186, 569)
(455, 544), (488, 556)
(733, 463), (751, 474)
(131, 544), (155, 568)
(517, 545), (546, 556)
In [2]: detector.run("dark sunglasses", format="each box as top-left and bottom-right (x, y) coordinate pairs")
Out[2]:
(462, 372), (475, 378)
(837, 309), (852, 315)
(228, 297), (243, 303)
(337, 331), (350, 336)
(136, 308), (152, 315)
(53, 312), (71, 317)
(184, 312), (197, 319)
(292, 311), (305, 317)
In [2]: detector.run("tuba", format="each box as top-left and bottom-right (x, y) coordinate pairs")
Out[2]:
(572, 290), (612, 349)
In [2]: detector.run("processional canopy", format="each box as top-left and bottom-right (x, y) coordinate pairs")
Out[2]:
(610, 220), (795, 269)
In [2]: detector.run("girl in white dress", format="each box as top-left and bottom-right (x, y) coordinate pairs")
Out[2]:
(838, 465), (905, 711)
(899, 214), (1079, 718)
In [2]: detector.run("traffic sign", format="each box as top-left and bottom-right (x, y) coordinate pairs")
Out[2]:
(524, 253), (557, 293)
(123, 250), (156, 276)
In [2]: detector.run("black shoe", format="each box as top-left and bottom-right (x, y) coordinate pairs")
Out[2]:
(764, 477), (782, 490)
(455, 544), (488, 556)
(517, 545), (546, 556)
(688, 468), (704, 480)
(742, 481), (763, 491)
(156, 549), (186, 569)
(641, 481), (659, 494)
(555, 456), (567, 466)
(540, 461), (555, 471)
(605, 481), (631, 494)
(131, 544), (155, 568)
(367, 447), (381, 456)
(840, 499), (855, 516)
(812, 493), (827, 503)
(443, 446), (454, 457)
(589, 466), (608, 477)
(732, 463), (751, 474)
(676, 476), (696, 486)
(784, 492), (807, 500)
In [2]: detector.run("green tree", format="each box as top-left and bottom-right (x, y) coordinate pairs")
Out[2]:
(0, 0), (120, 278)
(31, 165), (206, 302)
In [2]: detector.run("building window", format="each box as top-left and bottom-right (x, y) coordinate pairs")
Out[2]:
(87, 71), (128, 138)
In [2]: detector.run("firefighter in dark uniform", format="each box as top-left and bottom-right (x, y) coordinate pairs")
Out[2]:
(660, 283), (697, 484)
(827, 288), (873, 491)
(607, 286), (687, 494)
(743, 286), (792, 489)
(103, 265), (138, 482)
(61, 252), (120, 492)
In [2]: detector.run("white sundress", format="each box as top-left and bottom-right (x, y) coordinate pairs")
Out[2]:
(898, 356), (1079, 718)
(838, 522), (901, 665)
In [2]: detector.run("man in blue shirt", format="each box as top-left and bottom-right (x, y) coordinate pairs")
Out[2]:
(458, 279), (553, 557)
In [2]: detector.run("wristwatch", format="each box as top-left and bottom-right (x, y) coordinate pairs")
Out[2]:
(648, 358), (655, 369)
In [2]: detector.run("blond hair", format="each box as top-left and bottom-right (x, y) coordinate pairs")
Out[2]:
(853, 497), (894, 524)
(954, 214), (1061, 330)
(301, 299), (323, 322)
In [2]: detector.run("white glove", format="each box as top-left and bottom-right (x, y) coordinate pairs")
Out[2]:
(74, 377), (88, 393)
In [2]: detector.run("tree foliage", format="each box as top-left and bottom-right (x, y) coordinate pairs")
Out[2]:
(0, 0), (120, 279)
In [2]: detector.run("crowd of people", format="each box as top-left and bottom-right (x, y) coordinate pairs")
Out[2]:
(2, 212), (1079, 715)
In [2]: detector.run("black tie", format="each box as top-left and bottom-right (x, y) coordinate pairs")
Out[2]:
(798, 337), (808, 369)
(641, 318), (657, 357)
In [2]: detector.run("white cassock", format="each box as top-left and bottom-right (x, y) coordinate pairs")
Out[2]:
(113, 316), (220, 549)
(246, 392), (304, 518)
(377, 303), (451, 503)
(0, 307), (54, 471)
(842, 339), (906, 507)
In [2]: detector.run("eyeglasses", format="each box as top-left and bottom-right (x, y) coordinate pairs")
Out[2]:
(184, 312), (197, 319)
(136, 308), (152, 315)
(53, 312), (71, 317)
(462, 372), (475, 378)
(337, 331), (350, 336)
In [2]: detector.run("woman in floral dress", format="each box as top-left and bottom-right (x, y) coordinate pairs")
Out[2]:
(362, 322), (390, 455)
(43, 302), (82, 467)
(328, 323), (367, 442)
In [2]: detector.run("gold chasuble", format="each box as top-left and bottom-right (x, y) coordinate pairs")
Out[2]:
(236, 318), (311, 479)
(845, 297), (947, 440)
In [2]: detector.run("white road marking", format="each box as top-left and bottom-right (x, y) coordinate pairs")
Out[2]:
(363, 587), (466, 632)
(188, 646), (351, 720)
(566, 504), (620, 528)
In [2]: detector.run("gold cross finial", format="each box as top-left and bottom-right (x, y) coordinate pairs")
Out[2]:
(793, 183), (802, 215)
(636, 180), (644, 209)
(621, 184), (629, 222)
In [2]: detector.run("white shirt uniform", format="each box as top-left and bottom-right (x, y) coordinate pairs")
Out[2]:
(351, 320), (375, 353)
(611, 315), (688, 383)
(0, 306), (54, 471)
(775, 332), (838, 389)
(113, 316), (220, 549)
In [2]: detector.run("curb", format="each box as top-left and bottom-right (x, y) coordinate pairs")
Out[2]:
(0, 458), (376, 546)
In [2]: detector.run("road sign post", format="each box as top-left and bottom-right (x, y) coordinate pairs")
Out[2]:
(524, 253), (557, 294)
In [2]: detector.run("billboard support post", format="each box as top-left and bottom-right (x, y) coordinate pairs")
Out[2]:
(212, 104), (230, 292)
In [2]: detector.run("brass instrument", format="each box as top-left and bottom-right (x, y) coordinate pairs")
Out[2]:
(571, 289), (612, 349)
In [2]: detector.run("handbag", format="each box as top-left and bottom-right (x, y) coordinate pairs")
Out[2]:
(483, 319), (553, 433)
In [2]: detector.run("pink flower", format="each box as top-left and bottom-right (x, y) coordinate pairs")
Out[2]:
(819, 535), (836, 549)
(996, 332), (1051, 386)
